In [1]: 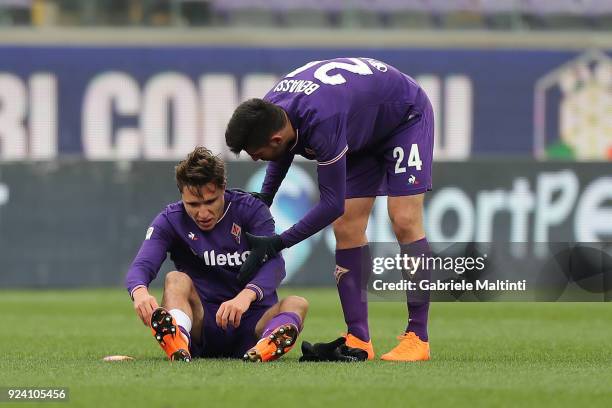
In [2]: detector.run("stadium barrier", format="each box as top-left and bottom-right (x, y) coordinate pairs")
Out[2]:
(0, 160), (610, 290)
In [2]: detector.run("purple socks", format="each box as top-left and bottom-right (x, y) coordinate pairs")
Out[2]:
(401, 237), (431, 342)
(335, 245), (372, 342)
(262, 312), (302, 338)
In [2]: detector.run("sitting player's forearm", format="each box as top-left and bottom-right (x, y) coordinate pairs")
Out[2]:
(239, 288), (258, 304)
(131, 285), (149, 300)
(125, 244), (167, 298)
(246, 259), (286, 302)
(125, 268), (152, 298)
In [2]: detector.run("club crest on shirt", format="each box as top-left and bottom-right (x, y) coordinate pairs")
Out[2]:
(231, 223), (241, 244)
(334, 265), (350, 284)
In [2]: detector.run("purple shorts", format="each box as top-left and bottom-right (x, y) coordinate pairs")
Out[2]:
(345, 98), (434, 199)
(190, 302), (270, 359)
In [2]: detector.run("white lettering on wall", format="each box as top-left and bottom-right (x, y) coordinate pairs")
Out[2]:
(417, 74), (473, 160)
(29, 74), (57, 160)
(83, 72), (141, 159)
(141, 73), (199, 159)
(0, 74), (27, 160)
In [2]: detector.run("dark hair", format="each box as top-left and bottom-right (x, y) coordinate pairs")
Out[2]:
(175, 146), (226, 195)
(225, 98), (287, 154)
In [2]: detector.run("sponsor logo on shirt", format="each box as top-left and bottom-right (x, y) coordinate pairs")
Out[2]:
(145, 227), (154, 240)
(231, 223), (241, 244)
(188, 232), (198, 241)
(201, 250), (250, 267)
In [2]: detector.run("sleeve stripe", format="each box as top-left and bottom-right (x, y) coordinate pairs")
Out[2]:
(317, 145), (348, 166)
(246, 283), (264, 301)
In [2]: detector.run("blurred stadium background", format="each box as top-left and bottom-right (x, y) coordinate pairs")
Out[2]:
(0, 0), (610, 289)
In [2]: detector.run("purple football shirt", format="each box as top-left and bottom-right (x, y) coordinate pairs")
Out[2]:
(125, 189), (285, 307)
(262, 57), (431, 247)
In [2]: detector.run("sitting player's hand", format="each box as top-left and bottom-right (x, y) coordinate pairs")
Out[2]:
(216, 289), (256, 330)
(132, 287), (159, 326)
(238, 233), (286, 284)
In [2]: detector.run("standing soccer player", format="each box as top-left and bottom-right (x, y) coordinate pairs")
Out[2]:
(225, 57), (433, 361)
(125, 147), (308, 362)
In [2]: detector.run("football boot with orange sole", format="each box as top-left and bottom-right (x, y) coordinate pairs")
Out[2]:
(150, 307), (191, 362)
(380, 332), (430, 362)
(243, 324), (299, 362)
(344, 333), (375, 360)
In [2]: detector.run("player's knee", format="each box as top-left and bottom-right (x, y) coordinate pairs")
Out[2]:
(282, 295), (309, 315)
(164, 271), (191, 290)
(391, 214), (424, 243)
(333, 217), (367, 242)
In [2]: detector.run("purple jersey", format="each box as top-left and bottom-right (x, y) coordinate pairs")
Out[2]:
(125, 189), (285, 307)
(262, 57), (431, 248)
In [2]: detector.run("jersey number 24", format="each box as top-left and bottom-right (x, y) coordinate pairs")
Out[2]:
(393, 144), (422, 173)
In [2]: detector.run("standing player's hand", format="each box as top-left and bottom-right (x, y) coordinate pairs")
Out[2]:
(132, 287), (159, 326)
(231, 189), (273, 207)
(237, 233), (286, 284)
(249, 192), (273, 207)
(216, 289), (257, 330)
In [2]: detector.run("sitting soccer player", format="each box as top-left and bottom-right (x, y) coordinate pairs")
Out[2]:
(125, 147), (308, 362)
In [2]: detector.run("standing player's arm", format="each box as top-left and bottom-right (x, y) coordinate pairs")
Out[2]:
(278, 152), (346, 248)
(278, 116), (348, 248)
(259, 153), (295, 205)
(244, 204), (287, 301)
(238, 118), (347, 280)
(125, 216), (173, 326)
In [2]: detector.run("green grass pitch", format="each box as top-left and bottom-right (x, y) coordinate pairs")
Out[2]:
(1, 288), (611, 407)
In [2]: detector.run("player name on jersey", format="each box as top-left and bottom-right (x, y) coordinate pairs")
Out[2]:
(273, 79), (320, 95)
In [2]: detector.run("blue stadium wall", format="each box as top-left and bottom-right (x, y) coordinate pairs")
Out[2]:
(0, 161), (610, 288)
(1, 46), (610, 161)
(0, 45), (610, 287)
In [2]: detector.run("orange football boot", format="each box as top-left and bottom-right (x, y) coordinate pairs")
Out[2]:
(344, 333), (375, 360)
(150, 307), (191, 362)
(380, 332), (430, 362)
(243, 324), (299, 362)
